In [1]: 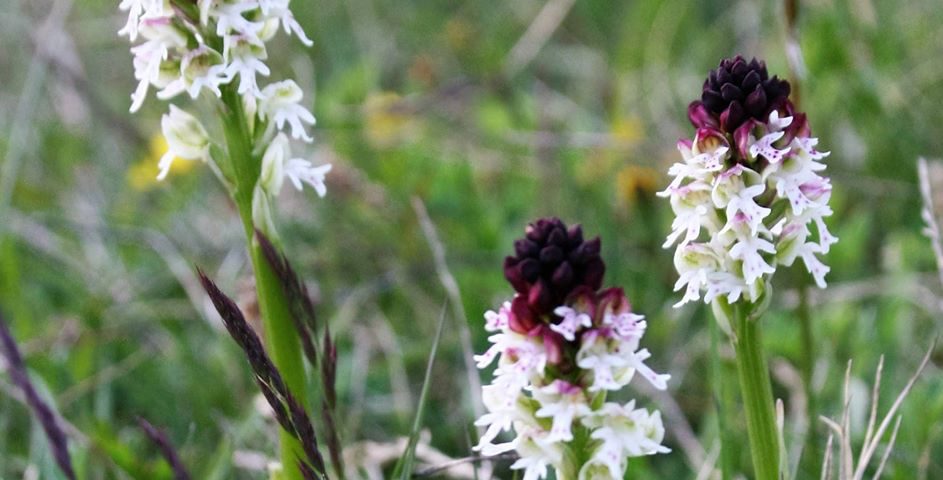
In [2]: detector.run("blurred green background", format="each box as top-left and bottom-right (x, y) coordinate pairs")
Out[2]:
(1, 0), (942, 478)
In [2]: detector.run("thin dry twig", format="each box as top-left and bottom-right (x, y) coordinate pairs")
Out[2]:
(861, 356), (885, 454)
(411, 197), (483, 421)
(871, 416), (902, 480)
(503, 0), (577, 77)
(840, 362), (854, 478)
(412, 452), (517, 478)
(693, 442), (720, 480)
(818, 341), (936, 479)
(821, 433), (834, 480)
(917, 157), (943, 298)
(343, 437), (484, 480)
(783, 0), (808, 104)
(852, 342), (935, 479)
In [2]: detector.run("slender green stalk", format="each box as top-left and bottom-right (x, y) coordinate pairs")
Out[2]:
(220, 85), (308, 480)
(710, 316), (736, 480)
(393, 303), (448, 479)
(732, 303), (780, 480)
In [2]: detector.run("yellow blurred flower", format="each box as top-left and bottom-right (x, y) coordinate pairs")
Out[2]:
(616, 164), (659, 208)
(445, 19), (473, 52)
(128, 134), (195, 190)
(575, 115), (645, 186)
(610, 116), (643, 146)
(363, 92), (417, 149)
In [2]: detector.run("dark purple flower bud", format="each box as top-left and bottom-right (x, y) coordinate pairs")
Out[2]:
(539, 245), (564, 264)
(763, 77), (791, 108)
(744, 84), (767, 117)
(582, 257), (605, 291)
(514, 238), (539, 257)
(730, 57), (749, 80)
(519, 258), (540, 282)
(742, 70), (761, 91)
(733, 119), (759, 160)
(503, 217), (606, 317)
(566, 225), (583, 249)
(564, 286), (598, 319)
(528, 279), (554, 313)
(779, 111), (809, 146)
(701, 90), (725, 113)
(748, 58), (767, 79)
(525, 226), (545, 243)
(547, 227), (567, 247)
(510, 296), (539, 334)
(551, 261), (574, 288)
(700, 55), (792, 133)
(568, 243), (588, 264)
(688, 101), (719, 129)
(582, 237), (601, 256)
(503, 257), (528, 293)
(720, 101), (745, 133)
(542, 327), (565, 365)
(596, 287), (630, 320)
(720, 83), (743, 102)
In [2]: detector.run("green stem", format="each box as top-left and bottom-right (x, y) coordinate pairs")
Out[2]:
(559, 424), (592, 479)
(220, 85), (307, 480)
(732, 303), (780, 480)
(710, 315), (737, 480)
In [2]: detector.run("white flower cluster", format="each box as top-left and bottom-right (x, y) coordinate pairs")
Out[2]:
(474, 293), (670, 480)
(120, 0), (329, 199)
(661, 110), (837, 308)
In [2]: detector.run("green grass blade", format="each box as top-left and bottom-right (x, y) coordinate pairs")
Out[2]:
(392, 302), (448, 480)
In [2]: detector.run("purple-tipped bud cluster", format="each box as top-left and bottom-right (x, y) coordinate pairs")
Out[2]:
(504, 218), (604, 323)
(699, 56), (791, 133)
(476, 220), (669, 479)
(661, 56), (836, 309)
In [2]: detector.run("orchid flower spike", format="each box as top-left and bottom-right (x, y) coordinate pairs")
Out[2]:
(475, 218), (671, 479)
(662, 55), (836, 308)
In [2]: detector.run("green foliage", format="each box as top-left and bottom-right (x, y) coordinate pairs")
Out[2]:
(0, 0), (942, 478)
